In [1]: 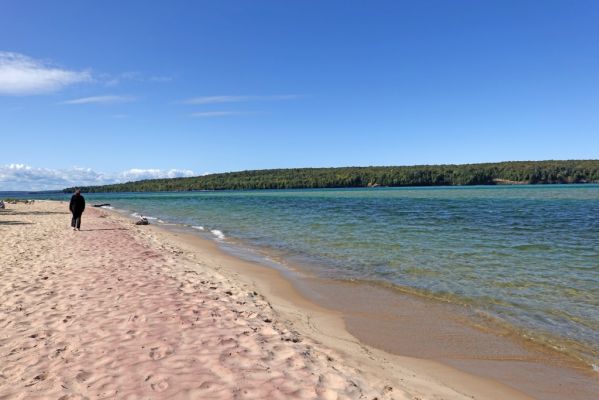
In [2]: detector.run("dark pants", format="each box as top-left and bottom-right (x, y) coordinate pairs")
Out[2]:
(71, 213), (82, 229)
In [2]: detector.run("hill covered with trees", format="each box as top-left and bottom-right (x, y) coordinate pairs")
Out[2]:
(65, 160), (599, 193)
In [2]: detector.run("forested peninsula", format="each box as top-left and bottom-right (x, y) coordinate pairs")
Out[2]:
(65, 160), (599, 193)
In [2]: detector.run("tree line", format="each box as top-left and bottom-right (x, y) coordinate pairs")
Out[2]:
(64, 160), (599, 193)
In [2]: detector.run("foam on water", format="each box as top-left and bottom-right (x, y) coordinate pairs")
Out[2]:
(131, 212), (158, 220)
(211, 229), (225, 239)
(192, 225), (205, 231)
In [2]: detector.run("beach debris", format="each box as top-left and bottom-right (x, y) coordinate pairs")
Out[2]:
(0, 200), (4, 209)
(135, 215), (150, 225)
(93, 203), (111, 207)
(3, 199), (34, 205)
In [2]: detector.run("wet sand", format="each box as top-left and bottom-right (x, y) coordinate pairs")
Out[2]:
(298, 279), (598, 400)
(0, 200), (594, 399)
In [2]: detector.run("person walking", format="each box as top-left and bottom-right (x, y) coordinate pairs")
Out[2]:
(69, 189), (86, 231)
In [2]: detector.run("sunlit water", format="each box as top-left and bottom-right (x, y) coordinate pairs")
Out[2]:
(15, 185), (599, 367)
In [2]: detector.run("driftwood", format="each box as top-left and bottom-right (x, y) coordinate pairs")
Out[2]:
(93, 203), (111, 208)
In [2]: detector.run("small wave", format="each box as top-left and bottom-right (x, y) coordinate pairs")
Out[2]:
(192, 225), (205, 231)
(211, 229), (225, 239)
(100, 205), (114, 210)
(130, 212), (158, 220)
(512, 244), (552, 251)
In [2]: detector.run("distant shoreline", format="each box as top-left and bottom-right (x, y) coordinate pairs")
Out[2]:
(2, 181), (599, 197)
(62, 160), (599, 193)
(76, 180), (597, 192)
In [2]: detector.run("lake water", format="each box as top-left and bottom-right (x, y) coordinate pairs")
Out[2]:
(13, 185), (599, 368)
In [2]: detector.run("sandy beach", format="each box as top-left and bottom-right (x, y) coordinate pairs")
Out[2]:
(0, 200), (590, 399)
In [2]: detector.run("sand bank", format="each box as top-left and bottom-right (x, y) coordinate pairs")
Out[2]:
(0, 201), (579, 399)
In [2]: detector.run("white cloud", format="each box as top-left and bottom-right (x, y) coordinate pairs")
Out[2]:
(0, 52), (91, 95)
(61, 95), (137, 105)
(118, 168), (195, 181)
(103, 71), (173, 86)
(189, 111), (254, 118)
(182, 94), (300, 105)
(0, 164), (196, 191)
(98, 71), (174, 86)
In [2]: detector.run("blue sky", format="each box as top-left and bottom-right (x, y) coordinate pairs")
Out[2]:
(1, 0), (598, 190)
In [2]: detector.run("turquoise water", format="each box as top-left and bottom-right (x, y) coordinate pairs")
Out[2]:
(18, 185), (599, 367)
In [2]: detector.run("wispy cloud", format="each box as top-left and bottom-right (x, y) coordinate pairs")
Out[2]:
(182, 94), (301, 105)
(118, 168), (195, 181)
(104, 71), (173, 86)
(0, 51), (91, 95)
(61, 95), (137, 105)
(189, 111), (255, 118)
(0, 164), (196, 191)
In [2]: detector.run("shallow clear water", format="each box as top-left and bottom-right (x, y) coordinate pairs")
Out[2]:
(16, 185), (599, 366)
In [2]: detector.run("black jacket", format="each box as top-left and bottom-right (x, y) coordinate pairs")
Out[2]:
(69, 194), (86, 215)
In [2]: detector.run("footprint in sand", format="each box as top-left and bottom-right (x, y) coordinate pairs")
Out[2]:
(150, 379), (170, 392)
(58, 394), (89, 400)
(75, 370), (92, 383)
(34, 372), (48, 381)
(149, 345), (174, 360)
